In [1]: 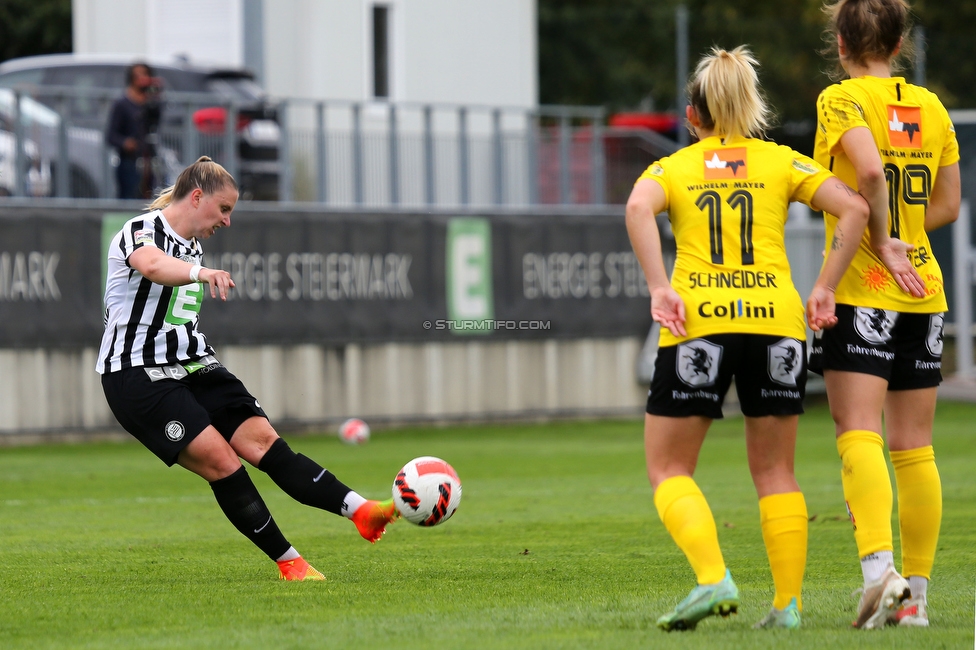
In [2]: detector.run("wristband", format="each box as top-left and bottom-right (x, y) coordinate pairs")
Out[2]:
(189, 265), (203, 282)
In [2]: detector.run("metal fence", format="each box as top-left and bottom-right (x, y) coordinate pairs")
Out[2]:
(0, 86), (678, 206)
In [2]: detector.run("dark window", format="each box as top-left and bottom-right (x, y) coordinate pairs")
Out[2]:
(43, 65), (121, 90)
(155, 69), (210, 93)
(41, 65), (122, 126)
(206, 77), (265, 102)
(0, 68), (45, 89)
(372, 5), (390, 99)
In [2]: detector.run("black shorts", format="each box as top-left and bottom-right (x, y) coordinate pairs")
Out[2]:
(101, 361), (267, 466)
(647, 334), (807, 419)
(808, 304), (944, 390)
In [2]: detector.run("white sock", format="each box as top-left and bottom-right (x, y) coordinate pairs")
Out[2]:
(860, 551), (894, 584)
(341, 491), (368, 518)
(907, 575), (928, 601)
(276, 546), (300, 562)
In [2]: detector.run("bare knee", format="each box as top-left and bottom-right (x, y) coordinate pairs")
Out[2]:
(749, 464), (799, 498)
(744, 415), (799, 497)
(644, 414), (708, 490)
(178, 426), (242, 482)
(648, 465), (693, 491)
(230, 416), (280, 466)
(824, 372), (886, 435)
(747, 453), (793, 491)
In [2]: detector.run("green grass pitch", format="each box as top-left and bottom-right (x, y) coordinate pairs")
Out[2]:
(1, 401), (973, 649)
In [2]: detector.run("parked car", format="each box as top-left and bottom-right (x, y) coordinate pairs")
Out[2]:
(0, 54), (281, 200)
(0, 87), (166, 199)
(0, 129), (50, 197)
(0, 90), (54, 197)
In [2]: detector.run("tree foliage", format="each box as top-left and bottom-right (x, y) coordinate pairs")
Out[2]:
(0, 0), (72, 63)
(911, 0), (976, 108)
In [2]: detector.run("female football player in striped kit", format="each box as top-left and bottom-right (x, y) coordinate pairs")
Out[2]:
(97, 156), (398, 581)
(810, 0), (961, 629)
(627, 46), (871, 631)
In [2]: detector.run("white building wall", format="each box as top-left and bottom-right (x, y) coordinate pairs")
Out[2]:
(402, 0), (536, 107)
(262, 0), (365, 101)
(72, 0), (537, 108)
(146, 0), (244, 67)
(72, 0), (148, 56)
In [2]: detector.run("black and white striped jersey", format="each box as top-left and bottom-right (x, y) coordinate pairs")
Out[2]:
(97, 210), (215, 374)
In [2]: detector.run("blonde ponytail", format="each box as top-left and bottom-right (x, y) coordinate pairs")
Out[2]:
(148, 156), (237, 210)
(687, 46), (771, 140)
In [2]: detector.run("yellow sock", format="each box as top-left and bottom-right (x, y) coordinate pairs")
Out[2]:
(654, 476), (726, 584)
(890, 446), (942, 580)
(759, 491), (807, 611)
(836, 430), (894, 557)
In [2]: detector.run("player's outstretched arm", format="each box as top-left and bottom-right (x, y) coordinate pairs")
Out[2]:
(129, 246), (235, 300)
(925, 162), (961, 233)
(839, 127), (925, 298)
(806, 179), (870, 331)
(626, 179), (686, 338)
(650, 285), (687, 338)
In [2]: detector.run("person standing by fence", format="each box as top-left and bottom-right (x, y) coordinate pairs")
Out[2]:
(106, 62), (159, 199)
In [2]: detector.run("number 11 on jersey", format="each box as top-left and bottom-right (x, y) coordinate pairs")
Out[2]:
(696, 189), (755, 266)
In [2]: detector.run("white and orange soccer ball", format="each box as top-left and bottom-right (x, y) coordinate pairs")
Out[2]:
(338, 418), (370, 445)
(392, 456), (462, 526)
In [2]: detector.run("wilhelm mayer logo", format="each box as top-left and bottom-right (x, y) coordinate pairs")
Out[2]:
(703, 148), (747, 179)
(887, 105), (922, 149)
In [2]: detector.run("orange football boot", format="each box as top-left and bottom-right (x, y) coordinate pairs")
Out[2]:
(352, 498), (400, 543)
(277, 556), (326, 581)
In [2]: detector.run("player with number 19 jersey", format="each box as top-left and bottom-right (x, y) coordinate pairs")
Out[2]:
(637, 134), (833, 347)
(814, 76), (959, 312)
(97, 211), (213, 374)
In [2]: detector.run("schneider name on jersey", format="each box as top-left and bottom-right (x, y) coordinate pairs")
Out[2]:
(638, 134), (833, 347)
(97, 210), (214, 374)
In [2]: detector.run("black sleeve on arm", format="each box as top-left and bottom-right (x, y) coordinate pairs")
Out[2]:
(105, 99), (126, 150)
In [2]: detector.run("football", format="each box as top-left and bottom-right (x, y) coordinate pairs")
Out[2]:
(338, 418), (370, 445)
(392, 456), (462, 526)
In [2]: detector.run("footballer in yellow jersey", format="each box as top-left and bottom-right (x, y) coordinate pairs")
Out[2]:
(814, 75), (959, 312)
(809, 1), (962, 628)
(638, 134), (834, 348)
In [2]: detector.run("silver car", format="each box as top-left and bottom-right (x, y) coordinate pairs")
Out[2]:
(0, 91), (52, 197)
(0, 54), (280, 200)
(0, 88), (104, 197)
(0, 87), (181, 199)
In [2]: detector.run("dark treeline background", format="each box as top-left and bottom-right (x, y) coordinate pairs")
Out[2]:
(2, 0), (974, 155)
(0, 0), (71, 64)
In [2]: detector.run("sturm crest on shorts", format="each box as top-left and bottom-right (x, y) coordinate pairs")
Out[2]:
(853, 307), (897, 344)
(767, 338), (804, 387)
(164, 420), (185, 441)
(926, 313), (945, 356)
(676, 339), (723, 387)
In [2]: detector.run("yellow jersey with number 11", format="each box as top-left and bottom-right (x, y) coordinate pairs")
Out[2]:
(637, 134), (833, 347)
(814, 76), (959, 312)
